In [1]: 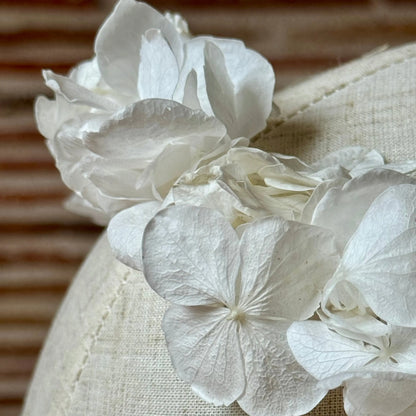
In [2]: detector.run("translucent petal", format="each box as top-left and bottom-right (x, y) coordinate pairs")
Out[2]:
(68, 57), (101, 89)
(239, 217), (339, 320)
(163, 304), (245, 405)
(171, 167), (248, 226)
(204, 42), (237, 137)
(320, 280), (390, 341)
(261, 165), (319, 192)
(84, 99), (226, 159)
(300, 178), (348, 224)
(344, 378), (416, 416)
(181, 69), (201, 109)
(383, 160), (416, 175)
(175, 36), (274, 138)
(217, 39), (275, 139)
(107, 201), (161, 270)
(309, 147), (384, 178)
(142, 205), (240, 306)
(238, 319), (326, 416)
(43, 70), (119, 111)
(395, 402), (416, 416)
(311, 169), (416, 251)
(287, 321), (379, 383)
(95, 0), (182, 95)
(64, 194), (109, 226)
(340, 184), (416, 326)
(137, 28), (179, 100)
(35, 95), (78, 142)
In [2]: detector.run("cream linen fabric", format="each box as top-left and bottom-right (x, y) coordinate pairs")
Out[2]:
(22, 42), (416, 416)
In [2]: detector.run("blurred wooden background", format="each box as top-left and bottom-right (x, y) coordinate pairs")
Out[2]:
(2, 0), (416, 415)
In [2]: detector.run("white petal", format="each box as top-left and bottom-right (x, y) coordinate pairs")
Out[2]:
(163, 304), (245, 405)
(395, 402), (416, 416)
(95, 0), (182, 95)
(388, 326), (416, 370)
(142, 205), (240, 306)
(84, 99), (226, 159)
(227, 146), (278, 172)
(138, 140), (214, 200)
(213, 38), (275, 139)
(172, 167), (246, 226)
(87, 158), (149, 199)
(35, 95), (77, 142)
(107, 201), (161, 270)
(54, 133), (143, 218)
(164, 12), (190, 37)
(239, 217), (340, 320)
(300, 178), (348, 224)
(287, 321), (378, 384)
(43, 70), (119, 111)
(340, 184), (416, 326)
(274, 153), (311, 172)
(204, 42), (237, 137)
(181, 69), (201, 109)
(311, 169), (416, 251)
(320, 280), (390, 341)
(384, 160), (416, 174)
(69, 57), (101, 89)
(344, 378), (416, 416)
(310, 147), (384, 178)
(176, 37), (274, 138)
(261, 165), (319, 192)
(238, 320), (326, 416)
(64, 193), (109, 225)
(137, 28), (179, 100)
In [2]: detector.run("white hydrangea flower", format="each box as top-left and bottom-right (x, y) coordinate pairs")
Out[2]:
(106, 146), (358, 268)
(288, 184), (416, 416)
(309, 169), (416, 251)
(35, 0), (274, 224)
(288, 321), (416, 416)
(172, 146), (389, 226)
(141, 205), (340, 416)
(106, 146), (394, 270)
(55, 100), (231, 224)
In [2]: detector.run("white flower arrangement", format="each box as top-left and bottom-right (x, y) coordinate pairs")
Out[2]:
(36, 1), (416, 415)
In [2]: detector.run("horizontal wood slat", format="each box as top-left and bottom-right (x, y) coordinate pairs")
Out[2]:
(0, 0), (97, 7)
(0, 294), (63, 323)
(0, 232), (98, 263)
(0, 404), (22, 416)
(149, 0), (371, 9)
(0, 355), (37, 377)
(0, 264), (77, 290)
(0, 324), (48, 351)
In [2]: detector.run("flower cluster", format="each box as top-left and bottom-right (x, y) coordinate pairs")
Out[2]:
(36, 0), (274, 224)
(37, 1), (416, 416)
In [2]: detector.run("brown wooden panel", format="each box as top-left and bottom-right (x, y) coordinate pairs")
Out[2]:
(0, 30), (95, 46)
(0, 0), (97, 7)
(0, 404), (22, 416)
(150, 0), (370, 9)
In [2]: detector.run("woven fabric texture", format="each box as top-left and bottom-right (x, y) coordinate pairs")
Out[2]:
(22, 42), (416, 416)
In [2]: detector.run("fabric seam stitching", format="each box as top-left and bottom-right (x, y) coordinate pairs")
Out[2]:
(275, 53), (416, 126)
(62, 269), (132, 415)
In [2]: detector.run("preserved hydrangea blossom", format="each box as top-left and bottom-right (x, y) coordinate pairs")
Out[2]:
(309, 168), (416, 250)
(141, 205), (340, 416)
(288, 184), (416, 416)
(35, 0), (274, 224)
(107, 146), (389, 269)
(171, 146), (389, 226)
